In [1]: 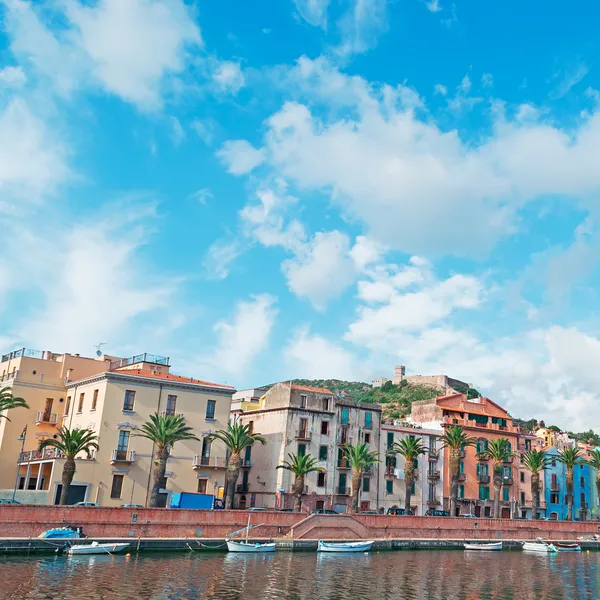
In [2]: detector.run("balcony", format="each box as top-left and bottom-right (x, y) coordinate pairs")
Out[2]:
(364, 421), (373, 430)
(35, 412), (58, 425)
(477, 474), (491, 484)
(20, 448), (66, 462)
(338, 435), (353, 446)
(337, 486), (351, 496)
(503, 456), (514, 464)
(385, 466), (395, 477)
(458, 450), (466, 458)
(476, 453), (489, 461)
(427, 498), (440, 507)
(236, 484), (250, 493)
(241, 459), (252, 468)
(109, 353), (170, 370)
(550, 483), (560, 492)
(428, 450), (439, 461)
(296, 429), (312, 441)
(160, 411), (183, 419)
(427, 470), (440, 481)
(364, 466), (375, 476)
(580, 501), (588, 511)
(457, 473), (466, 482)
(337, 459), (351, 469)
(111, 449), (135, 464)
(193, 456), (227, 469)
(503, 477), (514, 486)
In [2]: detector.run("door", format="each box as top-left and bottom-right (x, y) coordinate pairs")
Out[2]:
(338, 473), (347, 495)
(501, 507), (511, 519)
(117, 431), (130, 460)
(474, 505), (481, 517)
(360, 501), (370, 512)
(43, 398), (53, 421)
(54, 484), (87, 505)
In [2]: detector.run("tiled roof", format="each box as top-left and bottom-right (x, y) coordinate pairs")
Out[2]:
(436, 393), (509, 419)
(282, 382), (334, 395)
(114, 368), (234, 389)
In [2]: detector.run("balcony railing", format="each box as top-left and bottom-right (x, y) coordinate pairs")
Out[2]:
(477, 474), (491, 484)
(20, 448), (95, 462)
(1, 348), (44, 362)
(550, 483), (560, 492)
(385, 465), (395, 477)
(476, 453), (489, 461)
(193, 456), (227, 468)
(35, 412), (58, 425)
(458, 450), (466, 458)
(296, 430), (312, 441)
(338, 435), (353, 446)
(236, 484), (249, 493)
(337, 459), (351, 469)
(160, 411), (183, 419)
(428, 450), (439, 460)
(241, 459), (252, 468)
(580, 502), (589, 511)
(427, 498), (440, 506)
(0, 370), (19, 383)
(111, 449), (135, 463)
(503, 456), (514, 464)
(457, 473), (466, 482)
(364, 421), (373, 430)
(503, 477), (514, 486)
(427, 470), (440, 481)
(337, 486), (351, 496)
(110, 353), (170, 370)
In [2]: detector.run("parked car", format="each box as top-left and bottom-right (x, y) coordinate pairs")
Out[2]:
(386, 508), (413, 516)
(461, 513), (477, 518)
(360, 510), (379, 515)
(275, 508), (293, 512)
(312, 509), (338, 515)
(425, 509), (450, 517)
(247, 507), (268, 511)
(0, 499), (20, 505)
(121, 503), (144, 508)
(73, 502), (100, 507)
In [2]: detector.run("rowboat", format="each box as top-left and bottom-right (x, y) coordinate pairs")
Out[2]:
(67, 541), (130, 555)
(550, 542), (581, 552)
(317, 540), (374, 553)
(226, 540), (276, 553)
(464, 541), (503, 551)
(522, 541), (558, 553)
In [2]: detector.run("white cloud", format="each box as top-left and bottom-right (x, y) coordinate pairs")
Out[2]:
(203, 238), (242, 280)
(294, 0), (330, 28)
(349, 236), (385, 271)
(217, 140), (265, 175)
(433, 83), (447, 96)
(169, 116), (186, 146)
(282, 230), (356, 309)
(553, 62), (589, 99)
(481, 72), (493, 88)
(336, 0), (389, 57)
(190, 119), (215, 145)
(211, 294), (278, 374)
(189, 188), (213, 204)
(0, 65), (26, 87)
(425, 0), (442, 13)
(212, 60), (245, 94)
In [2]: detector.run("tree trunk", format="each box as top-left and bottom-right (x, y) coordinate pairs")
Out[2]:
(59, 458), (76, 505)
(404, 463), (414, 514)
(351, 470), (361, 513)
(149, 447), (169, 508)
(293, 475), (304, 513)
(225, 452), (242, 510)
(566, 467), (573, 521)
(531, 472), (539, 520)
(493, 466), (502, 519)
(449, 449), (459, 516)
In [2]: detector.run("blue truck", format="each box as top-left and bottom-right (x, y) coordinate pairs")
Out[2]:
(169, 492), (224, 510)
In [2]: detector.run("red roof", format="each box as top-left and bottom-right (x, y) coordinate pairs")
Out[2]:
(282, 382), (334, 395)
(114, 368), (234, 390)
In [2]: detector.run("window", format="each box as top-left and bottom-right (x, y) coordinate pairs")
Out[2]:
(65, 396), (71, 415)
(243, 445), (251, 462)
(459, 461), (465, 474)
(491, 417), (508, 427)
(91, 389), (98, 411)
(387, 432), (394, 450)
(476, 439), (488, 453)
(300, 394), (307, 409)
(322, 397), (330, 411)
(458, 485), (465, 499)
(484, 506), (491, 517)
(117, 431), (130, 459)
(410, 481), (415, 494)
(502, 465), (512, 478)
(319, 445), (328, 461)
(479, 486), (490, 500)
(123, 390), (136, 412)
(110, 475), (124, 499)
(321, 421), (329, 435)
(525, 439), (531, 450)
(197, 479), (208, 494)
(248, 421), (254, 434)
(413, 458), (419, 469)
(206, 400), (216, 420)
(363, 477), (370, 492)
(364, 433), (371, 444)
(469, 413), (489, 425)
(520, 472), (525, 483)
(580, 476), (585, 488)
(365, 412), (373, 429)
(341, 408), (349, 425)
(77, 393), (85, 413)
(503, 487), (510, 502)
(315, 500), (325, 510)
(298, 444), (306, 457)
(551, 458), (556, 467)
(386, 480), (393, 494)
(521, 492), (525, 504)
(166, 395), (177, 416)
(550, 493), (559, 504)
(201, 438), (212, 464)
(317, 472), (326, 487)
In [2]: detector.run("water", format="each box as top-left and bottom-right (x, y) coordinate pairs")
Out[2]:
(2, 550), (600, 599)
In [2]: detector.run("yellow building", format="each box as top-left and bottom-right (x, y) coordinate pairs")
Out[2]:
(0, 348), (233, 506)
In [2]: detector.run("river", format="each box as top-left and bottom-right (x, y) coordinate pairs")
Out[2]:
(2, 550), (599, 599)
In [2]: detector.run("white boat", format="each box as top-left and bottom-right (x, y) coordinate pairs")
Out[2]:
(551, 542), (582, 552)
(226, 540), (276, 553)
(67, 541), (130, 555)
(464, 541), (503, 551)
(317, 540), (374, 553)
(522, 541), (558, 553)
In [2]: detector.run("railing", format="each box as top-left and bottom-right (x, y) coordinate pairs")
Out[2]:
(476, 453), (489, 461)
(0, 370), (19, 383)
(477, 474), (491, 483)
(503, 456), (514, 464)
(458, 450), (466, 458)
(35, 412), (58, 425)
(580, 502), (589, 511)
(428, 450), (439, 460)
(427, 498), (440, 506)
(503, 477), (514, 485)
(160, 411), (183, 419)
(296, 430), (311, 441)
(457, 473), (466, 482)
(193, 456), (227, 468)
(338, 435), (353, 446)
(1, 348), (44, 362)
(337, 459), (351, 469)
(385, 465), (395, 476)
(427, 470), (440, 480)
(20, 448), (65, 461)
(337, 487), (351, 496)
(364, 421), (373, 430)
(236, 484), (249, 493)
(111, 449), (135, 463)
(240, 459), (252, 468)
(110, 353), (170, 370)
(550, 483), (560, 492)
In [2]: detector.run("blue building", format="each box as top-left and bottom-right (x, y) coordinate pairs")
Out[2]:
(544, 447), (592, 520)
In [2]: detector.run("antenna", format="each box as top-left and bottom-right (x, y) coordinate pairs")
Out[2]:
(94, 342), (107, 357)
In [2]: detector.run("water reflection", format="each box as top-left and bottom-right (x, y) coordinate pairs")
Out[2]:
(1, 550), (599, 599)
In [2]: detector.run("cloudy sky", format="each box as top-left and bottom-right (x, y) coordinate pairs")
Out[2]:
(2, 0), (600, 431)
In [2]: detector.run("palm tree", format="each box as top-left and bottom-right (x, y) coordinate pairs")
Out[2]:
(136, 413), (199, 508)
(558, 447), (584, 521)
(39, 427), (98, 505)
(208, 422), (266, 509)
(521, 449), (550, 519)
(440, 426), (476, 516)
(480, 438), (512, 518)
(344, 442), (379, 513)
(277, 453), (323, 512)
(0, 386), (29, 419)
(587, 449), (600, 519)
(389, 437), (426, 514)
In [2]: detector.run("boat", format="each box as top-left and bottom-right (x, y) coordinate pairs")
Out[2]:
(317, 540), (374, 553)
(226, 514), (275, 553)
(522, 541), (558, 553)
(39, 526), (85, 539)
(67, 541), (130, 555)
(464, 541), (503, 551)
(550, 542), (582, 552)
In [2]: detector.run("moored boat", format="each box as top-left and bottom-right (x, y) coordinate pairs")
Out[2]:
(464, 541), (503, 551)
(226, 540), (276, 553)
(550, 542), (581, 552)
(522, 541), (558, 553)
(39, 526), (85, 539)
(67, 541), (130, 555)
(317, 540), (374, 553)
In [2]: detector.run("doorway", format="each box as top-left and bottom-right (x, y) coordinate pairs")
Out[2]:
(54, 484), (87, 505)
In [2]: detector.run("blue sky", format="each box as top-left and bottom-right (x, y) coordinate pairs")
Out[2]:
(2, 0), (600, 431)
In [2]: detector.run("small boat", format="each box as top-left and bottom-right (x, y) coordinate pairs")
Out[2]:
(550, 542), (582, 552)
(226, 540), (276, 553)
(464, 541), (503, 551)
(317, 540), (374, 553)
(39, 527), (84, 539)
(522, 541), (558, 553)
(67, 541), (130, 555)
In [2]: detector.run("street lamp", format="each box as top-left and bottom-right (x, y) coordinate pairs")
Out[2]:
(12, 426), (27, 503)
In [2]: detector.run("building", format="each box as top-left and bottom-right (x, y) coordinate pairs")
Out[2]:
(410, 393), (520, 518)
(1, 348), (233, 506)
(230, 387), (268, 412)
(231, 382), (382, 512)
(379, 422), (444, 515)
(517, 431), (546, 519)
(372, 365), (470, 394)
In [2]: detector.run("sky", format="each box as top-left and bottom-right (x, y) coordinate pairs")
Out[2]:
(2, 0), (600, 432)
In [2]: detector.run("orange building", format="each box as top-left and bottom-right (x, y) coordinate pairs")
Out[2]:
(411, 393), (521, 518)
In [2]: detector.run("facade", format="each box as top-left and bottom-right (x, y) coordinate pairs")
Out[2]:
(230, 387), (268, 412)
(411, 393), (521, 518)
(517, 432), (546, 519)
(379, 423), (444, 515)
(232, 382), (382, 512)
(1, 348), (233, 506)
